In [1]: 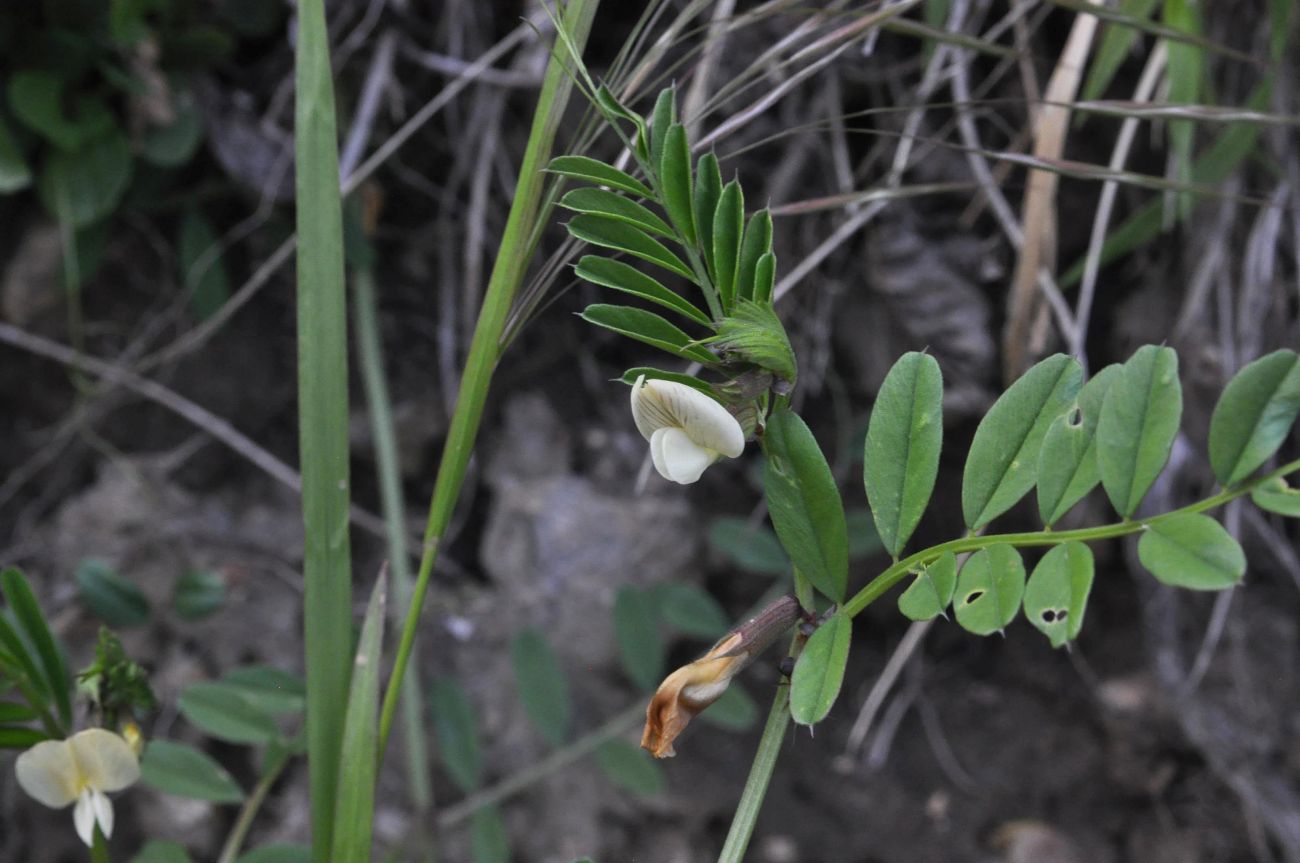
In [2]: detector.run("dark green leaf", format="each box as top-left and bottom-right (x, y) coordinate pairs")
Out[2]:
(141, 98), (202, 167)
(763, 410), (849, 602)
(511, 630), (571, 745)
(698, 684), (759, 731)
(0, 617), (48, 711)
(567, 214), (695, 281)
(140, 740), (245, 802)
(1208, 349), (1300, 486)
(470, 806), (510, 863)
(613, 586), (664, 690)
(619, 367), (717, 396)
(576, 256), (710, 325)
(560, 188), (674, 237)
(736, 209), (773, 303)
(658, 123), (696, 245)
(75, 559), (150, 627)
(179, 211), (231, 321)
(223, 666), (306, 715)
(790, 612), (851, 725)
(1097, 345), (1183, 517)
(962, 354), (1082, 529)
(547, 155), (652, 198)
(131, 840), (195, 863)
(1138, 513), (1245, 590)
(429, 678), (482, 793)
(897, 552), (957, 621)
(1037, 364), (1121, 525)
(0, 117), (32, 193)
(596, 739), (666, 795)
(753, 252), (776, 304)
(954, 545), (1026, 636)
(649, 88), (675, 173)
(707, 517), (790, 576)
(653, 582), (729, 639)
(178, 681), (280, 744)
(0, 701), (38, 722)
(712, 180), (743, 310)
(38, 130), (133, 227)
(693, 152), (722, 278)
(1, 568), (71, 725)
(594, 86), (648, 157)
(864, 352), (944, 555)
(172, 568), (226, 620)
(235, 845), (313, 863)
(580, 303), (716, 364)
(1252, 477), (1300, 516)
(1080, 0), (1162, 103)
(0, 727), (48, 748)
(8, 72), (113, 151)
(1023, 542), (1094, 648)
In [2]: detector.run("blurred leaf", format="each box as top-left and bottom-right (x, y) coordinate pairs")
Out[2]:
(845, 509), (884, 559)
(1163, 0), (1202, 216)
(736, 209), (773, 304)
(613, 586), (664, 691)
(223, 666), (306, 715)
(0, 726), (49, 748)
(954, 545), (1026, 636)
(8, 72), (113, 151)
(619, 367), (716, 396)
(0, 616), (46, 709)
(511, 630), (571, 745)
(1138, 513), (1245, 590)
(962, 354), (1082, 529)
(580, 303), (716, 364)
(1208, 349), (1300, 486)
(560, 187), (673, 237)
(38, 130), (133, 228)
(172, 568), (226, 620)
(698, 684), (759, 731)
(568, 214), (695, 281)
(1023, 542), (1094, 648)
(1252, 477), (1300, 516)
(864, 351), (944, 556)
(897, 552), (957, 622)
(763, 410), (848, 602)
(576, 256), (710, 325)
(0, 116), (31, 192)
(140, 740), (244, 802)
(179, 681), (279, 744)
(653, 582), (729, 639)
(790, 611), (851, 725)
(130, 840), (195, 863)
(707, 517), (790, 576)
(429, 678), (482, 794)
(180, 210), (231, 320)
(141, 98), (202, 167)
(1037, 364), (1121, 525)
(693, 152), (723, 278)
(0, 701), (38, 722)
(471, 806), (510, 863)
(75, 559), (150, 627)
(1080, 0), (1162, 103)
(595, 739), (666, 795)
(547, 155), (652, 198)
(235, 845), (313, 863)
(2, 568), (71, 725)
(1097, 345), (1182, 517)
(711, 180), (743, 310)
(658, 123), (696, 245)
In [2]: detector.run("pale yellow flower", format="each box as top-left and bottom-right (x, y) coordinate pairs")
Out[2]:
(15, 728), (140, 846)
(630, 375), (745, 484)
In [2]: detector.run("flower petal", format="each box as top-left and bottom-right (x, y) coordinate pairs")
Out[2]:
(641, 633), (746, 758)
(631, 377), (745, 459)
(15, 738), (80, 808)
(630, 375), (676, 440)
(91, 787), (114, 839)
(74, 789), (96, 847)
(69, 728), (140, 793)
(651, 427), (714, 484)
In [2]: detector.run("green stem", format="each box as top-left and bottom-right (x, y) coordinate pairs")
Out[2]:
(90, 827), (109, 863)
(376, 0), (602, 757)
(215, 752), (290, 863)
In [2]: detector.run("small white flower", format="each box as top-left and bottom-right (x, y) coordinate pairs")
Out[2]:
(15, 728), (141, 846)
(630, 375), (745, 484)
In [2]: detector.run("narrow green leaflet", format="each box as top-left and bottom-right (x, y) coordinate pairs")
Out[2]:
(576, 256), (710, 325)
(864, 352), (944, 556)
(580, 304), (716, 364)
(693, 153), (723, 278)
(0, 617), (47, 709)
(658, 123), (696, 245)
(1080, 0), (1162, 103)
(75, 559), (150, 627)
(1037, 364), (1121, 525)
(712, 180), (743, 310)
(567, 214), (695, 281)
(470, 806), (510, 863)
(707, 517), (790, 576)
(1, 569), (71, 725)
(1097, 345), (1183, 517)
(595, 86), (647, 158)
(1138, 513), (1245, 590)
(1252, 477), (1300, 516)
(954, 545), (1026, 636)
(753, 252), (776, 304)
(619, 367), (717, 395)
(790, 612), (851, 726)
(649, 88), (675, 174)
(595, 739), (667, 795)
(0, 702), (39, 722)
(763, 410), (849, 602)
(1207, 349), (1300, 486)
(173, 569), (226, 620)
(511, 630), (571, 745)
(140, 740), (245, 802)
(1023, 542), (1094, 648)
(547, 155), (652, 198)
(653, 582), (729, 639)
(613, 586), (665, 690)
(178, 681), (279, 744)
(736, 210), (773, 303)
(962, 354), (1082, 529)
(559, 188), (674, 237)
(897, 552), (957, 621)
(429, 678), (482, 793)
(698, 685), (759, 731)
(0, 728), (48, 748)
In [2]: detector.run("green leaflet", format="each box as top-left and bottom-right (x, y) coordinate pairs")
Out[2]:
(470, 806), (510, 863)
(658, 123), (696, 246)
(1252, 477), (1300, 516)
(753, 251), (776, 304)
(429, 678), (482, 793)
(37, 129), (133, 228)
(1207, 349), (1300, 486)
(897, 552), (957, 622)
(567, 213), (696, 281)
(139, 740), (245, 803)
(595, 739), (666, 796)
(1097, 345), (1182, 517)
(649, 88), (676, 176)
(613, 585), (665, 691)
(1, 569), (71, 725)
(511, 630), (571, 745)
(559, 187), (674, 237)
(1138, 513), (1245, 590)
(178, 681), (279, 744)
(576, 256), (711, 325)
(707, 517), (790, 576)
(693, 153), (723, 280)
(789, 612), (851, 726)
(1037, 363), (1121, 526)
(701, 299), (796, 383)
(954, 545), (1025, 636)
(712, 180), (744, 310)
(75, 559), (150, 627)
(580, 304), (717, 364)
(547, 155), (653, 198)
(653, 582), (729, 639)
(1023, 542), (1094, 648)
(736, 209), (773, 303)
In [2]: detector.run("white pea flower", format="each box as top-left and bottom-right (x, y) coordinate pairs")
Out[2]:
(630, 375), (745, 484)
(15, 728), (141, 846)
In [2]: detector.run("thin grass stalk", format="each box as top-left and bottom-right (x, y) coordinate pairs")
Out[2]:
(294, 0), (353, 858)
(376, 0), (602, 755)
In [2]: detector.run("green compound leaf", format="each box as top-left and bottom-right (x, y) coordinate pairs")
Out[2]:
(595, 739), (667, 796)
(1037, 364), (1121, 525)
(1097, 345), (1183, 517)
(897, 552), (957, 622)
(1138, 513), (1245, 590)
(75, 559), (150, 627)
(1, 568), (72, 725)
(736, 209), (773, 304)
(653, 582), (729, 639)
(560, 187), (674, 237)
(511, 630), (571, 746)
(702, 299), (796, 383)
(613, 585), (665, 691)
(790, 611), (851, 726)
(954, 545), (1026, 636)
(38, 130), (133, 228)
(693, 152), (723, 278)
(649, 88), (676, 177)
(429, 677), (482, 793)
(1023, 542), (1094, 648)
(712, 180), (744, 311)
(140, 740), (244, 803)
(172, 568), (226, 620)
(223, 666), (306, 715)
(619, 367), (717, 395)
(178, 681), (280, 744)
(658, 123), (696, 246)
(567, 214), (695, 281)
(470, 806), (510, 863)
(698, 684), (759, 731)
(962, 354), (1082, 529)
(547, 155), (652, 198)
(763, 410), (849, 603)
(576, 256), (710, 325)
(131, 840), (195, 863)
(1252, 477), (1300, 516)
(752, 252), (776, 305)
(1208, 349), (1300, 486)
(707, 517), (790, 576)
(864, 351), (944, 556)
(580, 303), (716, 364)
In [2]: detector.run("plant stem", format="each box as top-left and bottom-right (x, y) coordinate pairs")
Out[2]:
(90, 827), (109, 863)
(716, 678), (791, 863)
(215, 753), (290, 863)
(376, 0), (601, 757)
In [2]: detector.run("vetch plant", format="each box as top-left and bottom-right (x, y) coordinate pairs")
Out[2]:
(630, 374), (746, 484)
(15, 727), (141, 847)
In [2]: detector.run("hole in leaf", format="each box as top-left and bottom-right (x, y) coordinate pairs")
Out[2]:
(1057, 609), (1068, 620)
(963, 590), (984, 605)
(1066, 406), (1083, 428)
(1041, 610), (1056, 623)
